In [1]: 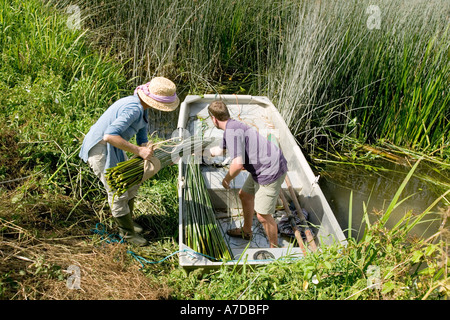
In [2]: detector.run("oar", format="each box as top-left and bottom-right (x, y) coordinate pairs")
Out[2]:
(284, 175), (318, 252)
(267, 132), (317, 252)
(279, 190), (307, 257)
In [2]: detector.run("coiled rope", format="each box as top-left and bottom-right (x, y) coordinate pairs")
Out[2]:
(91, 223), (224, 268)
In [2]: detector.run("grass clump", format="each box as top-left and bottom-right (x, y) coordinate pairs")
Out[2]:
(0, 0), (173, 300)
(0, 0), (128, 199)
(182, 156), (232, 261)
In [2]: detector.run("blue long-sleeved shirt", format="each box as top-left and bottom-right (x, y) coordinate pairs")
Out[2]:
(79, 95), (148, 171)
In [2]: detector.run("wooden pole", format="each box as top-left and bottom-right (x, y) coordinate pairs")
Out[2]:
(284, 175), (318, 252)
(279, 190), (307, 257)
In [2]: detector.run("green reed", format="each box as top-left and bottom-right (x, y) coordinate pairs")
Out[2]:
(49, 0), (449, 159)
(106, 137), (213, 196)
(2, 0), (448, 299)
(182, 156), (232, 261)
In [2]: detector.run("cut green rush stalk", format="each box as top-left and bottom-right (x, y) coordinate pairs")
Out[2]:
(106, 136), (213, 196)
(182, 155), (233, 261)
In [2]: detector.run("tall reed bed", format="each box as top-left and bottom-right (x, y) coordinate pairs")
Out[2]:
(266, 0), (449, 155)
(44, 0), (286, 134)
(45, 0), (277, 89)
(46, 0), (449, 158)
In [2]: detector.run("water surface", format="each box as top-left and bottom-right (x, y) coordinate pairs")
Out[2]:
(318, 158), (449, 240)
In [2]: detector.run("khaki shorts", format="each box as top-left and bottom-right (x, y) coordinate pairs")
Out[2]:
(241, 173), (286, 215)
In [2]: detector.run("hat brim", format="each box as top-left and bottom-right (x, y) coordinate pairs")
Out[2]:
(137, 89), (180, 112)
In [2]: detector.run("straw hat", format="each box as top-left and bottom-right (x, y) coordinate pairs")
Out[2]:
(135, 77), (180, 112)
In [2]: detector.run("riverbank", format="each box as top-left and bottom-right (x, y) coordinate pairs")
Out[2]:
(0, 0), (448, 300)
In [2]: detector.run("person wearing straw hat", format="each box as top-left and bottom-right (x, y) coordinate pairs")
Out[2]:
(79, 77), (179, 246)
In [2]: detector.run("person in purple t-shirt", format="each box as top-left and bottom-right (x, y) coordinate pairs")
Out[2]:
(208, 100), (287, 248)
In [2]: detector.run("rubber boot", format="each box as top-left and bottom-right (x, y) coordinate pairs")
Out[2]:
(128, 198), (143, 233)
(115, 213), (148, 246)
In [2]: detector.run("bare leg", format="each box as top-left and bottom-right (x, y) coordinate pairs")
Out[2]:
(257, 213), (279, 248)
(239, 189), (255, 234)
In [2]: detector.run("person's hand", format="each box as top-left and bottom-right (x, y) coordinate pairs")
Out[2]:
(222, 177), (230, 189)
(209, 146), (224, 158)
(138, 145), (154, 160)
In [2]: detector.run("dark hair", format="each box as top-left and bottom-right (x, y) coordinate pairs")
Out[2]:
(208, 100), (230, 121)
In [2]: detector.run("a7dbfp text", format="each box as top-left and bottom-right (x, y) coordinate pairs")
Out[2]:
(221, 304), (269, 315)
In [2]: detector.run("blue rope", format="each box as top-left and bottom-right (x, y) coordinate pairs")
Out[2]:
(91, 223), (125, 244)
(127, 248), (223, 268)
(90, 223), (222, 268)
(91, 224), (302, 268)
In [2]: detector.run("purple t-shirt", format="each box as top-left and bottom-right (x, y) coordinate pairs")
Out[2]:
(221, 119), (288, 185)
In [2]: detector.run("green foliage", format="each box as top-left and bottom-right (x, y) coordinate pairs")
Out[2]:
(50, 0), (450, 158)
(134, 165), (179, 238)
(0, 0), (128, 198)
(165, 163), (448, 300)
(1, 0), (448, 301)
(167, 211), (448, 300)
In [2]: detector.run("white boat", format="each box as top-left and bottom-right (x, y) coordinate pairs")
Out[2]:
(176, 94), (346, 271)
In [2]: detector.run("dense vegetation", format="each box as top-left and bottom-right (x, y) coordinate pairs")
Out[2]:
(47, 0), (450, 156)
(0, 0), (448, 300)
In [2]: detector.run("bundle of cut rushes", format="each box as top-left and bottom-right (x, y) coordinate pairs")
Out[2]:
(182, 156), (233, 261)
(106, 136), (213, 196)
